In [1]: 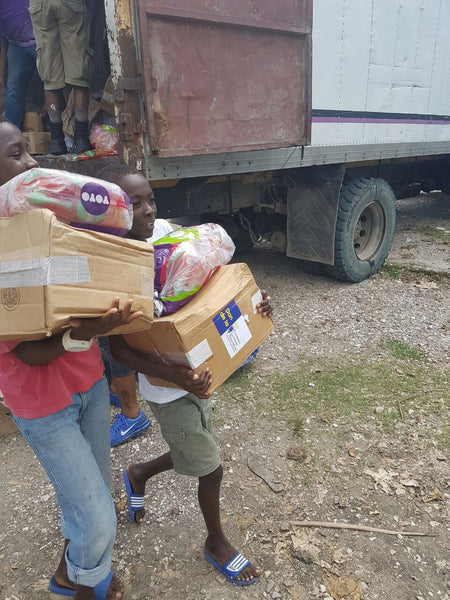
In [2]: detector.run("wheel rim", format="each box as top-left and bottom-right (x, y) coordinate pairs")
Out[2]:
(353, 201), (385, 260)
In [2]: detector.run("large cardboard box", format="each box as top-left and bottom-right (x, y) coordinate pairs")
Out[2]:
(124, 263), (274, 395)
(0, 209), (154, 341)
(23, 132), (51, 155)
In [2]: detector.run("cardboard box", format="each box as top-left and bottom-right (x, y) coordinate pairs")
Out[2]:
(124, 263), (274, 394)
(22, 111), (43, 132)
(0, 209), (154, 341)
(23, 132), (51, 155)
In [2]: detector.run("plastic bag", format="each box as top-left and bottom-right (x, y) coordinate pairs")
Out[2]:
(153, 223), (235, 316)
(69, 148), (119, 161)
(90, 123), (118, 151)
(0, 168), (132, 236)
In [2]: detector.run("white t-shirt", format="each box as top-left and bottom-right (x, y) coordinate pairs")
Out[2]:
(138, 219), (187, 404)
(148, 219), (173, 244)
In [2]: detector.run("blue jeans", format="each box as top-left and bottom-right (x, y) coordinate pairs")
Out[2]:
(98, 336), (135, 381)
(5, 43), (37, 128)
(13, 377), (116, 588)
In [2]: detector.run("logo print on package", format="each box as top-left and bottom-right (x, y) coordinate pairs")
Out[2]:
(80, 182), (111, 216)
(2, 287), (20, 311)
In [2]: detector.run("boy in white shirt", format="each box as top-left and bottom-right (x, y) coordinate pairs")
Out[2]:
(101, 166), (272, 586)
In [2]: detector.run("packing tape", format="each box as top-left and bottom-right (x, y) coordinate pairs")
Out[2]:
(0, 256), (91, 288)
(185, 338), (213, 369)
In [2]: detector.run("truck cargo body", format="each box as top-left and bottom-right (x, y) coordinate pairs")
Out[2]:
(40, 0), (450, 281)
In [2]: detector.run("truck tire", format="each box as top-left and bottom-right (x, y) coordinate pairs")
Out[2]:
(326, 177), (396, 282)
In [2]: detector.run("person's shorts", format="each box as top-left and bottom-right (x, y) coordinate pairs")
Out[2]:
(97, 337), (135, 382)
(147, 393), (221, 478)
(29, 0), (92, 89)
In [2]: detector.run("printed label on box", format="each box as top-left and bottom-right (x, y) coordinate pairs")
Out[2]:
(213, 301), (252, 358)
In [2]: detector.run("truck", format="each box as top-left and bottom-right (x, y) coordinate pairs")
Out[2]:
(39, 0), (450, 282)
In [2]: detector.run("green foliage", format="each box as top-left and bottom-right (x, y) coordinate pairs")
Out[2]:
(383, 340), (426, 360)
(380, 263), (448, 282)
(418, 224), (450, 242)
(220, 352), (449, 450)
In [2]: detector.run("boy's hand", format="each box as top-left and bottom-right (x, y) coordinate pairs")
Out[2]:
(167, 365), (213, 399)
(69, 298), (143, 341)
(257, 289), (273, 318)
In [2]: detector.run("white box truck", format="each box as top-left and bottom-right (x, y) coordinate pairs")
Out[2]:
(40, 0), (450, 282)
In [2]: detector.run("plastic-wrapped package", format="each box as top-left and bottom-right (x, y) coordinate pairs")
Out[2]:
(153, 223), (235, 315)
(90, 123), (118, 151)
(0, 168), (132, 236)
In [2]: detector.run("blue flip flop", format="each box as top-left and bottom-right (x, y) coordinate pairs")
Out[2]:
(238, 347), (260, 369)
(204, 552), (259, 586)
(48, 571), (114, 598)
(122, 465), (145, 523)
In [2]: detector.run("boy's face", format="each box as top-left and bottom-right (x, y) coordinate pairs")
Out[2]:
(119, 173), (157, 241)
(0, 122), (38, 186)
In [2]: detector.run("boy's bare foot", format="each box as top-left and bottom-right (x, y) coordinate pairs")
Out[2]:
(204, 534), (262, 583)
(125, 464), (146, 524)
(54, 551), (123, 599)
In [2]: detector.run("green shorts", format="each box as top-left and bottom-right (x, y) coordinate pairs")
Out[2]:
(147, 393), (221, 477)
(29, 0), (92, 89)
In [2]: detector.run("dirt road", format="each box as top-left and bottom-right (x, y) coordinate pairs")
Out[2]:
(0, 191), (448, 600)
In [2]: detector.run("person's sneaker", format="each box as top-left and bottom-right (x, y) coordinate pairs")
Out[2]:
(110, 410), (150, 447)
(109, 391), (121, 407)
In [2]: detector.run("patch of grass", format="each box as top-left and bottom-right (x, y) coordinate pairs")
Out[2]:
(383, 340), (426, 361)
(381, 263), (405, 280)
(380, 263), (449, 283)
(418, 224), (450, 242)
(219, 353), (449, 451)
(293, 416), (305, 438)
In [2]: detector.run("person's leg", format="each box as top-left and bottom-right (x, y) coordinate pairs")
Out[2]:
(125, 394), (213, 525)
(111, 373), (140, 419)
(166, 393), (262, 582)
(13, 378), (120, 593)
(124, 393), (261, 581)
(45, 89), (67, 154)
(57, 0), (92, 153)
(4, 44), (37, 128)
(125, 452), (173, 523)
(29, 0), (67, 154)
(71, 85), (91, 152)
(199, 466), (261, 583)
(98, 337), (150, 446)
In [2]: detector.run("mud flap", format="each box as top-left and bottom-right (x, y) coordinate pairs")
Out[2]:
(286, 164), (345, 264)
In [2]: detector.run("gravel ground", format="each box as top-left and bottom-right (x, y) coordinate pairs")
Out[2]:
(0, 191), (448, 600)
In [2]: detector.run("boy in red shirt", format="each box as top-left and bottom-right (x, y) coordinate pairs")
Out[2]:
(0, 117), (130, 600)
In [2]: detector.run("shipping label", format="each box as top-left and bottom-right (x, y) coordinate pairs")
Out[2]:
(213, 300), (252, 358)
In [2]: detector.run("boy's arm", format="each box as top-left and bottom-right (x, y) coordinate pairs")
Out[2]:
(110, 335), (212, 399)
(13, 298), (142, 366)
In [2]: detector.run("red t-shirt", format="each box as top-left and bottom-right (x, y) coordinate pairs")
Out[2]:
(0, 340), (105, 418)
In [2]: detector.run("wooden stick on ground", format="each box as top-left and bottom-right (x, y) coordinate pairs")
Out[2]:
(289, 520), (435, 537)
